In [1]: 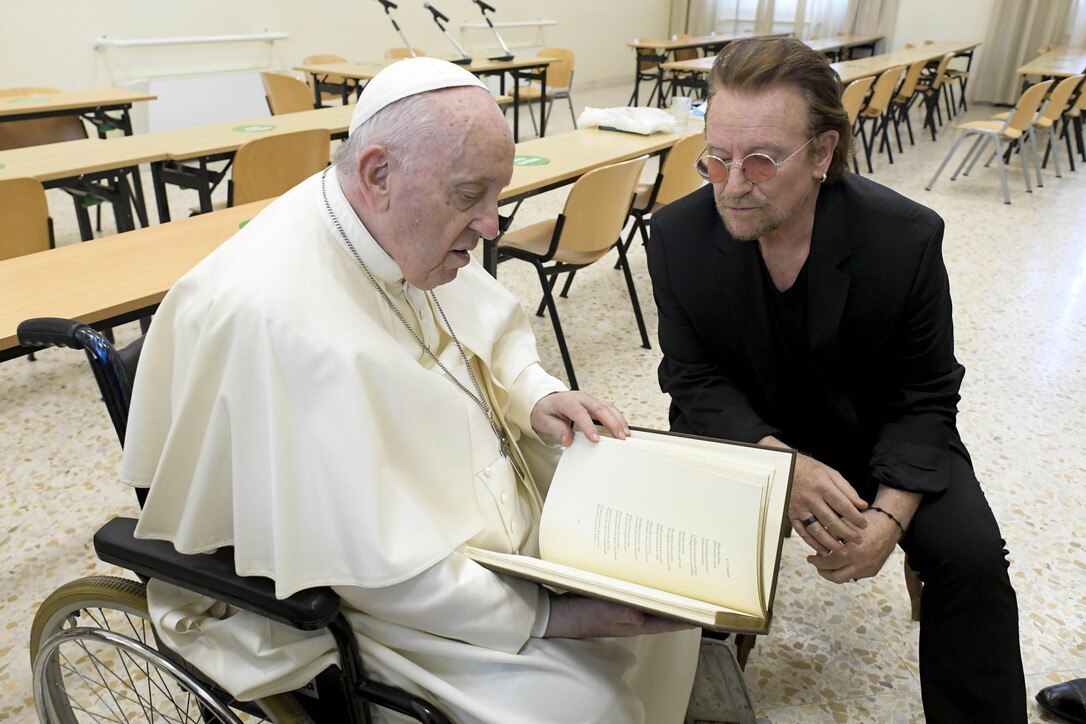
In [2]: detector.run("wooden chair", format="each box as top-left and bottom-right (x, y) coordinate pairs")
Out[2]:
(383, 47), (427, 59)
(227, 129), (331, 207)
(623, 133), (705, 251)
(1064, 79), (1086, 167)
(888, 60), (930, 149)
(0, 177), (52, 260)
(988, 74), (1085, 179)
(841, 76), (876, 174)
(496, 156), (649, 389)
(517, 48), (577, 134)
(0, 87), (141, 240)
(926, 79), (1054, 204)
(259, 72), (316, 115)
(302, 54), (351, 105)
(628, 39), (667, 107)
(854, 66), (905, 173)
(915, 54), (956, 141)
(666, 35), (706, 100)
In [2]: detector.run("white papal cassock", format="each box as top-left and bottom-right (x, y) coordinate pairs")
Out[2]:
(120, 170), (701, 723)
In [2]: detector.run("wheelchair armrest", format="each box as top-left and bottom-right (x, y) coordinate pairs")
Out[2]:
(94, 517), (340, 631)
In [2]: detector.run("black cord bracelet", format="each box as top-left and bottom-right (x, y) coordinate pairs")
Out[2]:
(868, 505), (907, 538)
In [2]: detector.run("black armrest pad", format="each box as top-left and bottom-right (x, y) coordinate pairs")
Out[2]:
(94, 517), (340, 631)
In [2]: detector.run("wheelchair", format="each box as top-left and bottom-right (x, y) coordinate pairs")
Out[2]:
(19, 317), (452, 724)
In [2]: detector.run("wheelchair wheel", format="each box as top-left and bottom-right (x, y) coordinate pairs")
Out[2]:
(30, 575), (314, 723)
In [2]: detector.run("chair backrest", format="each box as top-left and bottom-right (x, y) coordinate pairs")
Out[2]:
(634, 39), (662, 71)
(671, 35), (698, 62)
(231, 129), (330, 206)
(654, 134), (707, 206)
(841, 76), (875, 124)
(384, 47), (427, 59)
(538, 48), (575, 89)
(1038, 74), (1085, 123)
(302, 54), (347, 101)
(0, 87), (88, 150)
(894, 60), (928, 101)
(1006, 79), (1055, 133)
(926, 54), (954, 90)
(0, 177), (52, 259)
(558, 156), (648, 259)
(260, 72), (315, 115)
(863, 66), (905, 115)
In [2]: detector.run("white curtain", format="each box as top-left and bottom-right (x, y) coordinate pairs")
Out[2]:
(970, 0), (1078, 106)
(842, 0), (899, 37)
(1067, 0), (1086, 45)
(679, 0), (851, 37)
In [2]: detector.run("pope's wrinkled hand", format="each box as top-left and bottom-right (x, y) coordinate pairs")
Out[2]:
(530, 391), (630, 447)
(543, 594), (694, 638)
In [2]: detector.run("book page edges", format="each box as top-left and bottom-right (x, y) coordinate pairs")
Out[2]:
(464, 546), (770, 634)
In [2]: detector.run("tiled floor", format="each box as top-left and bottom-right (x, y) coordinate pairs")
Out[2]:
(2, 79), (1084, 722)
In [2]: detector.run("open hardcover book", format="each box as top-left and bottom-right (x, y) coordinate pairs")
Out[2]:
(464, 427), (795, 634)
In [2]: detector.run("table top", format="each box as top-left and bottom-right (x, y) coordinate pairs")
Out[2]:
(630, 31), (787, 52)
(1016, 46), (1086, 77)
(803, 34), (883, 54)
(0, 88), (157, 118)
(502, 123), (704, 202)
(150, 105), (355, 161)
(830, 41), (980, 84)
(0, 200), (273, 355)
(0, 134), (167, 183)
(664, 35), (885, 72)
(295, 55), (556, 81)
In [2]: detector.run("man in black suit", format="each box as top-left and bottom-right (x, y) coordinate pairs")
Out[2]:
(646, 37), (1026, 723)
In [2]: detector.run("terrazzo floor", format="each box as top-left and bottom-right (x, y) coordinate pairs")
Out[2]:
(2, 79), (1084, 722)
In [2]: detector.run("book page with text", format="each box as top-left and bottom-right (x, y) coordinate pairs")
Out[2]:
(539, 435), (767, 614)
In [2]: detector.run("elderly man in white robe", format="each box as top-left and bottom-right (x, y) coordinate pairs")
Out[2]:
(120, 58), (702, 723)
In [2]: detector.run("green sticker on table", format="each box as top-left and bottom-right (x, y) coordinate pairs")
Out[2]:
(233, 124), (276, 133)
(8, 97), (51, 104)
(0, 163), (5, 171)
(514, 155), (550, 166)
(239, 219), (250, 229)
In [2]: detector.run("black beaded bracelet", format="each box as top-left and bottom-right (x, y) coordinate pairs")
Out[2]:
(868, 505), (907, 538)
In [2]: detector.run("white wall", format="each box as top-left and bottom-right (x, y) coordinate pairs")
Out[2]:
(0, 1), (670, 92)
(887, 0), (996, 87)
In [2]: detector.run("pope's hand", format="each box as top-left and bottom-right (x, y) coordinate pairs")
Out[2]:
(530, 391), (630, 447)
(543, 594), (694, 638)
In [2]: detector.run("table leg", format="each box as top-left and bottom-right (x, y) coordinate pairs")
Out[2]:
(150, 162), (171, 224)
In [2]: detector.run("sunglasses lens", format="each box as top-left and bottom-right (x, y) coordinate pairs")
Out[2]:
(742, 155), (777, 183)
(696, 156), (727, 183)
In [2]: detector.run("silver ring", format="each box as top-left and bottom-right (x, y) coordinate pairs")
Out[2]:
(800, 515), (819, 528)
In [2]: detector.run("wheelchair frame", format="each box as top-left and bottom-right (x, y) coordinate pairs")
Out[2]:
(20, 317), (452, 724)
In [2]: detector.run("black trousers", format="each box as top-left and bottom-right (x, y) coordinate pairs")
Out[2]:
(894, 450), (1026, 723)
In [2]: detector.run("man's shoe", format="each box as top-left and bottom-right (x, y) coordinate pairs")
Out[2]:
(1036, 678), (1086, 724)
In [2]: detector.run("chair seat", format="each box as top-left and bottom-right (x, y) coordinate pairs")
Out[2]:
(500, 219), (612, 266)
(951, 120), (1022, 140)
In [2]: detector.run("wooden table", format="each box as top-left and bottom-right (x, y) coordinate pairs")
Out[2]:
(830, 41), (980, 84)
(803, 34), (883, 61)
(0, 200), (273, 361)
(294, 56), (554, 141)
(0, 134), (166, 236)
(0, 88), (157, 136)
(148, 105), (354, 221)
(1016, 46), (1086, 78)
(486, 123), (705, 274)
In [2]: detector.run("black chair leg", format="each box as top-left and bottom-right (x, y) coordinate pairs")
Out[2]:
(535, 263), (578, 390)
(614, 243), (651, 350)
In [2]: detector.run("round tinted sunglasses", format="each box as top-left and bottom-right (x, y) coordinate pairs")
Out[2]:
(695, 137), (816, 184)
